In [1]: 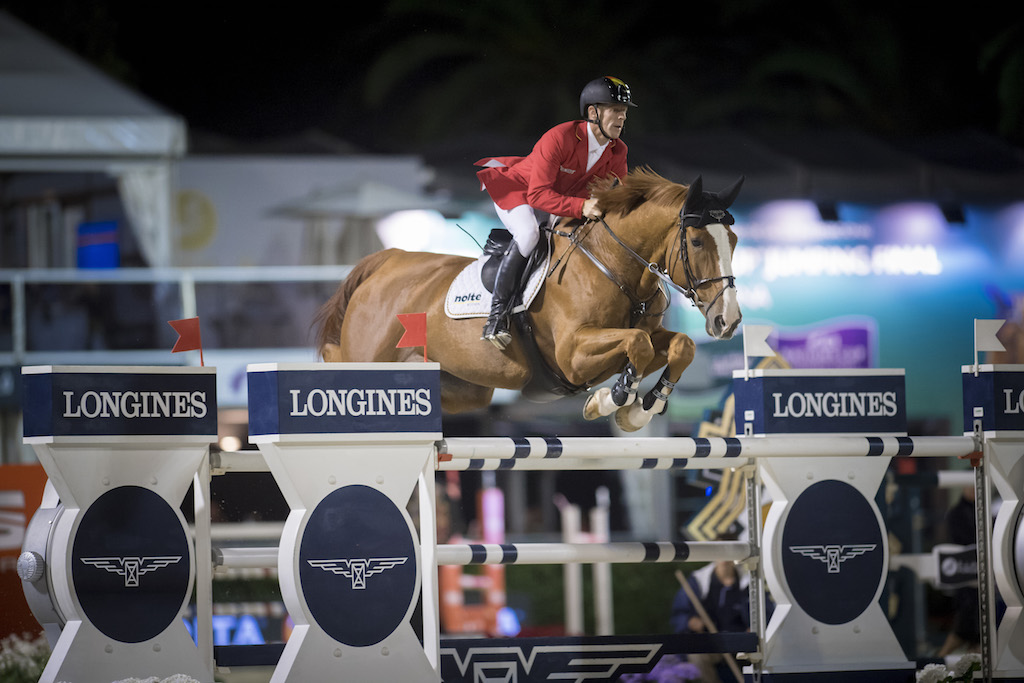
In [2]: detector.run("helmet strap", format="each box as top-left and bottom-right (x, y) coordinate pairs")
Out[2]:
(587, 105), (613, 142)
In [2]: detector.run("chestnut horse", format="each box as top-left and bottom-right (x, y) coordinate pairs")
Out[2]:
(314, 169), (743, 431)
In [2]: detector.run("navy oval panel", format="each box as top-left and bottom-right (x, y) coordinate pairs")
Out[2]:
(71, 486), (191, 642)
(781, 479), (884, 625)
(299, 485), (417, 646)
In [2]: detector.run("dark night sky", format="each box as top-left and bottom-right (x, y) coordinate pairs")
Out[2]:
(4, 1), (387, 140)
(4, 1), (1024, 154)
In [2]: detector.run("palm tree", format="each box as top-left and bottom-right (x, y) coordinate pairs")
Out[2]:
(360, 0), (1018, 147)
(359, 0), (697, 146)
(981, 22), (1024, 144)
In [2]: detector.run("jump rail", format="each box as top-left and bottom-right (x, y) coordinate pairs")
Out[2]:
(437, 435), (977, 461)
(213, 540), (754, 572)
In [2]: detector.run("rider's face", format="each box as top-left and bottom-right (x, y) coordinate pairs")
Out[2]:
(592, 103), (628, 141)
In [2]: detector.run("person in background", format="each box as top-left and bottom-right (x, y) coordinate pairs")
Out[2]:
(671, 559), (755, 683)
(937, 485), (980, 657)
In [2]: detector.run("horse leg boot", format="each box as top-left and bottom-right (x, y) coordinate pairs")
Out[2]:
(616, 367), (676, 431)
(584, 362), (641, 420)
(481, 242), (530, 350)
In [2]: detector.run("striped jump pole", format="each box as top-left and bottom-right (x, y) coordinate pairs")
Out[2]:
(214, 541), (753, 571)
(437, 434), (976, 464)
(435, 540), (753, 566)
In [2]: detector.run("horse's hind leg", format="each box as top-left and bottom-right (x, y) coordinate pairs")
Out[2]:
(321, 343), (343, 362)
(440, 372), (496, 414)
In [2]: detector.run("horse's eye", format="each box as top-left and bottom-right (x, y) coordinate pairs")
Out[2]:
(690, 238), (703, 249)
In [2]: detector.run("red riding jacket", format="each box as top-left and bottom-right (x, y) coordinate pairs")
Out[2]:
(475, 120), (628, 219)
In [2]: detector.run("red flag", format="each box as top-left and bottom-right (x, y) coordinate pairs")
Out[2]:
(168, 316), (204, 366)
(396, 312), (428, 362)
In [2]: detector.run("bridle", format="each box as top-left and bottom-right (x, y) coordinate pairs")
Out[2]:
(676, 208), (738, 315)
(547, 206), (737, 319)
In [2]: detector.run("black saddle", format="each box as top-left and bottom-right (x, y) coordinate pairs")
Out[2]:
(479, 228), (551, 297)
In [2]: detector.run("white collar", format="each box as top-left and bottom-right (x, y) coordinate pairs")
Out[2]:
(586, 123), (609, 171)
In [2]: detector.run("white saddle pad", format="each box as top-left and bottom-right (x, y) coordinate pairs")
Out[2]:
(444, 250), (549, 319)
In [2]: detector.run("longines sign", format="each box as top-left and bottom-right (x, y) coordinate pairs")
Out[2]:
(22, 366), (217, 438)
(962, 364), (1024, 434)
(247, 363), (442, 436)
(733, 368), (907, 436)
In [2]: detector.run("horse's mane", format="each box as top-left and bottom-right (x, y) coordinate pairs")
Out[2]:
(591, 166), (689, 216)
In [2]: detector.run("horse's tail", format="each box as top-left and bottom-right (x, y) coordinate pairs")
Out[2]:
(313, 249), (395, 360)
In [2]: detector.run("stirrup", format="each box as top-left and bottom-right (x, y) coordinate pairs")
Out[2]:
(481, 316), (512, 350)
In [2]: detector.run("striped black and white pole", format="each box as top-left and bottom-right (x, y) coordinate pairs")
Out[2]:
(438, 455), (743, 472)
(436, 435), (977, 472)
(436, 540), (752, 566)
(213, 541), (753, 571)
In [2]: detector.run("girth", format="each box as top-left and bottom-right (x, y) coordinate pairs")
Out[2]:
(511, 311), (589, 402)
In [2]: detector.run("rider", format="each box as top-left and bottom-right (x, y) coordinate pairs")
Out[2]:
(475, 76), (636, 350)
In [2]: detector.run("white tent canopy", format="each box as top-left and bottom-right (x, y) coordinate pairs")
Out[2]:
(0, 10), (187, 266)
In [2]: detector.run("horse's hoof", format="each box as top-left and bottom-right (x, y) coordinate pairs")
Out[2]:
(583, 387), (611, 420)
(615, 403), (653, 432)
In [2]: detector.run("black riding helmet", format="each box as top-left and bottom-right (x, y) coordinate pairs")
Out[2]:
(579, 76), (638, 118)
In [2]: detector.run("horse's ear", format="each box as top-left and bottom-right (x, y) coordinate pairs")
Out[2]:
(683, 175), (704, 213)
(718, 176), (745, 208)
(689, 175), (704, 197)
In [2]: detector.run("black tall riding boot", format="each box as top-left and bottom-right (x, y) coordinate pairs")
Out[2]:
(481, 243), (530, 350)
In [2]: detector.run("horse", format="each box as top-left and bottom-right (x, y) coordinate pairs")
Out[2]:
(314, 168), (744, 431)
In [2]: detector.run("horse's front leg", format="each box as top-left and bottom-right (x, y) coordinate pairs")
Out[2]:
(583, 361), (641, 421)
(615, 329), (696, 432)
(556, 327), (655, 421)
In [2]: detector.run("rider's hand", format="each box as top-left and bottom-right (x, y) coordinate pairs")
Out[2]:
(582, 197), (603, 220)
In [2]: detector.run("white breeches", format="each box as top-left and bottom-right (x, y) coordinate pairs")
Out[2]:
(493, 203), (540, 256)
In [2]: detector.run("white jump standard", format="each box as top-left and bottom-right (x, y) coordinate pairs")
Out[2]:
(18, 366), (219, 683)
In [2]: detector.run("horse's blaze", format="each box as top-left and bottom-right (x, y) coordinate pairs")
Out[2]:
(704, 223), (741, 340)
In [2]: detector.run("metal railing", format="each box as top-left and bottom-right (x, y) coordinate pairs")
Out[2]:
(0, 265), (353, 367)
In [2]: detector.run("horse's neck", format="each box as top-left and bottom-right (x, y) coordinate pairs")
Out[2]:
(589, 215), (668, 297)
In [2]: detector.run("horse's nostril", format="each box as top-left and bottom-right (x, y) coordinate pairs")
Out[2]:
(715, 315), (725, 331)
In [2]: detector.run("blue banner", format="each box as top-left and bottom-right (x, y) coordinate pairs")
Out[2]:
(247, 364), (442, 436)
(22, 367), (217, 438)
(962, 367), (1024, 433)
(734, 370), (906, 435)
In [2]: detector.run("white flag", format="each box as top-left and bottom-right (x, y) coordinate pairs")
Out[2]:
(743, 324), (776, 359)
(975, 319), (1006, 353)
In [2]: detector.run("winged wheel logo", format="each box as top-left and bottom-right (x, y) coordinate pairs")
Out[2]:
(788, 544), (877, 573)
(307, 557), (409, 589)
(80, 556), (182, 587)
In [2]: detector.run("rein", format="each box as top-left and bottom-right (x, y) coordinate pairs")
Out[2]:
(546, 219), (667, 320)
(546, 210), (737, 320)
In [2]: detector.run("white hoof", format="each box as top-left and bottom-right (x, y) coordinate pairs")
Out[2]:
(583, 387), (617, 420)
(615, 401), (655, 432)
